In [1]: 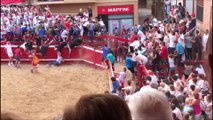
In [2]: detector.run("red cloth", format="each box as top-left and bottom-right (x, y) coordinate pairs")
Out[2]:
(129, 34), (138, 43)
(160, 46), (168, 60)
(1, 0), (25, 5)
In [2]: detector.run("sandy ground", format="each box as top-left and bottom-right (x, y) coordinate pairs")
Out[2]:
(1, 63), (109, 120)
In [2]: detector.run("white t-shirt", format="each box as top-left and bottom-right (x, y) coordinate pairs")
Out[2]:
(130, 41), (141, 49)
(56, 55), (63, 64)
(5, 44), (13, 57)
(117, 72), (126, 83)
(195, 65), (206, 76)
(122, 86), (133, 94)
(61, 30), (69, 39)
(137, 30), (146, 43)
(202, 33), (209, 52)
(169, 57), (175, 68)
(164, 35), (170, 47)
(135, 54), (148, 65)
(150, 74), (158, 85)
(178, 34), (185, 48)
(169, 34), (176, 48)
(173, 107), (183, 120)
(197, 79), (208, 91)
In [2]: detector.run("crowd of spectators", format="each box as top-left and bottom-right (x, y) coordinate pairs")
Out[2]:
(1, 3), (212, 120)
(104, 2), (212, 120)
(1, 5), (106, 56)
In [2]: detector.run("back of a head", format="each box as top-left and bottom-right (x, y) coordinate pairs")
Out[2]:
(127, 87), (173, 120)
(63, 93), (132, 120)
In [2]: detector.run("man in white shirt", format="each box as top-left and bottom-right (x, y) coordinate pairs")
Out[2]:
(197, 74), (208, 93)
(137, 29), (146, 43)
(135, 52), (148, 65)
(178, 31), (185, 48)
(202, 29), (209, 52)
(4, 41), (14, 66)
(168, 32), (177, 54)
(115, 67), (127, 88)
(172, 105), (183, 120)
(129, 39), (141, 50)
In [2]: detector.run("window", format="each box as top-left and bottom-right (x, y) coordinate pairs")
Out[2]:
(196, 0), (203, 22)
(138, 0), (147, 8)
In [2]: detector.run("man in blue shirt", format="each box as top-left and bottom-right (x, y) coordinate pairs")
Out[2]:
(126, 54), (135, 80)
(111, 77), (120, 93)
(106, 51), (115, 71)
(176, 41), (184, 66)
(39, 26), (46, 38)
(102, 44), (108, 62)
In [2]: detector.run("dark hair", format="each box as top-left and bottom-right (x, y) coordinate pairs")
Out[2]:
(147, 76), (152, 81)
(123, 67), (127, 72)
(62, 94), (132, 120)
(190, 85), (196, 91)
(165, 91), (171, 98)
(127, 80), (131, 86)
(111, 77), (116, 82)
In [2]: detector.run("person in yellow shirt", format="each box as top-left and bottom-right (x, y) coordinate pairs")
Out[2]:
(29, 50), (40, 73)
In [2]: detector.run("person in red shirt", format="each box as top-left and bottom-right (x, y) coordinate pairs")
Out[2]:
(65, 17), (71, 30)
(121, 26), (127, 39)
(159, 41), (169, 65)
(160, 42), (168, 63)
(129, 32), (138, 43)
(14, 45), (22, 68)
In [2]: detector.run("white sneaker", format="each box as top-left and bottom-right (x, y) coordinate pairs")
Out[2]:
(8, 63), (11, 67)
(10, 63), (15, 67)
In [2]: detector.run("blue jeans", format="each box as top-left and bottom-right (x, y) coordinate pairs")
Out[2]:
(88, 30), (94, 42)
(49, 61), (60, 66)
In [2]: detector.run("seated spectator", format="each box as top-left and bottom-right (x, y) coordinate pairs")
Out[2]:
(128, 87), (173, 120)
(62, 93), (132, 120)
(48, 52), (63, 67)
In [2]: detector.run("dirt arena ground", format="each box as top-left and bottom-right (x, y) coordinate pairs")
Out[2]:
(1, 63), (110, 120)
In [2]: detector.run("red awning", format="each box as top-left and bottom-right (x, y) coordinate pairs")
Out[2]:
(1, 0), (26, 5)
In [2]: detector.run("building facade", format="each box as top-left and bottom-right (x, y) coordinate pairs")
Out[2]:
(34, 0), (138, 34)
(193, 0), (212, 31)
